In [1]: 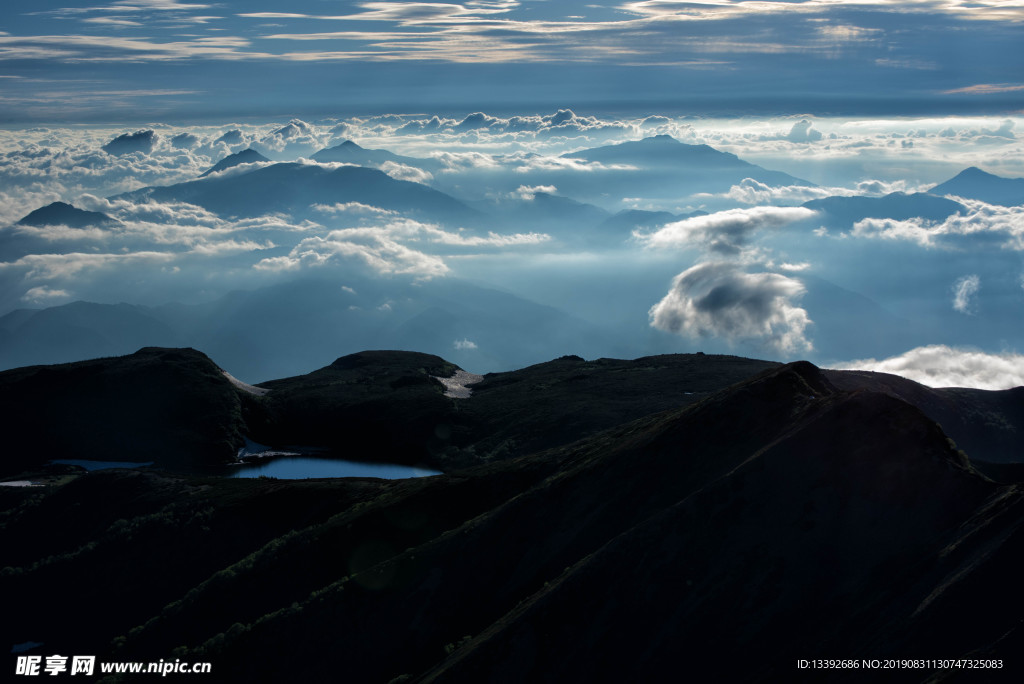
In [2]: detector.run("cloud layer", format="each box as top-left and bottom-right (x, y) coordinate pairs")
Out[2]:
(834, 345), (1024, 390)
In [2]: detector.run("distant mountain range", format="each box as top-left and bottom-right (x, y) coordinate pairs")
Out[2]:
(2, 351), (1022, 681)
(9, 135), (867, 240)
(803, 191), (965, 225)
(0, 278), (608, 380)
(113, 163), (485, 225)
(567, 134), (811, 183)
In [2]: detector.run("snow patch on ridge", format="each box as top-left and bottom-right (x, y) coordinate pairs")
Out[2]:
(223, 371), (270, 396)
(434, 370), (484, 398)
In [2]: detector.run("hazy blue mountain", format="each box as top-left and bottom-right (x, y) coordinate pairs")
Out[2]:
(799, 275), (918, 359)
(101, 130), (157, 156)
(0, 301), (179, 369)
(199, 148), (271, 177)
(311, 139), (443, 172)
(596, 208), (708, 236)
(566, 134), (813, 187)
(469, 191), (610, 240)
(16, 201), (119, 228)
(114, 163), (484, 225)
(0, 278), (608, 381)
(0, 308), (38, 331)
(929, 166), (1024, 206)
(803, 192), (965, 225)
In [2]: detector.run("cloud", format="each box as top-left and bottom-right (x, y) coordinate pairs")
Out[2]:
(313, 202), (398, 217)
(363, 218), (550, 248)
(252, 119), (333, 158)
(850, 217), (937, 246)
(833, 345), (1024, 390)
(380, 160), (433, 183)
(189, 239), (276, 256)
(13, 223), (109, 242)
(0, 250), (174, 280)
(708, 178), (925, 206)
(254, 230), (449, 278)
(952, 274), (980, 314)
(84, 17), (144, 28)
(982, 119), (1016, 140)
(453, 338), (478, 350)
(786, 119), (823, 143)
(22, 286), (71, 304)
(649, 261), (813, 354)
(397, 109), (633, 139)
(943, 83), (1024, 95)
(514, 185), (557, 200)
(709, 178), (838, 205)
(636, 206), (817, 255)
(512, 155), (637, 173)
(431, 151), (501, 171)
(849, 199), (1024, 250)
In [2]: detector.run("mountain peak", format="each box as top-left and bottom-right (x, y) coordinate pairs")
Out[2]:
(199, 148), (271, 178)
(929, 166), (1024, 206)
(16, 201), (119, 228)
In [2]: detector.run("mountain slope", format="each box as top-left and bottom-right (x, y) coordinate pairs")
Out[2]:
(929, 167), (1024, 206)
(566, 135), (813, 187)
(825, 368), (1024, 470)
(0, 301), (180, 371)
(0, 347), (253, 472)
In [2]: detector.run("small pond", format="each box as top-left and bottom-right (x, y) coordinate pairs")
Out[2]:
(228, 456), (441, 480)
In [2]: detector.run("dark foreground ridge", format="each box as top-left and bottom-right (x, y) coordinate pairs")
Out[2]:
(1, 347), (1020, 476)
(0, 347), (783, 474)
(2, 351), (1023, 682)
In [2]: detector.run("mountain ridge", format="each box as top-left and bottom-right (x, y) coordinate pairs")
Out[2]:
(2, 346), (1021, 479)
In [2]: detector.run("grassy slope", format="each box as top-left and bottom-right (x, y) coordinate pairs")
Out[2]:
(4, 361), (1022, 683)
(0, 348), (252, 473)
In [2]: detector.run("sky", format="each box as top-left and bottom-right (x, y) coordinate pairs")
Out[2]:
(1, 2), (1023, 390)
(1, 1), (1023, 122)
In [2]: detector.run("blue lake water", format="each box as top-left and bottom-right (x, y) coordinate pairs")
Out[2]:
(229, 457), (441, 480)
